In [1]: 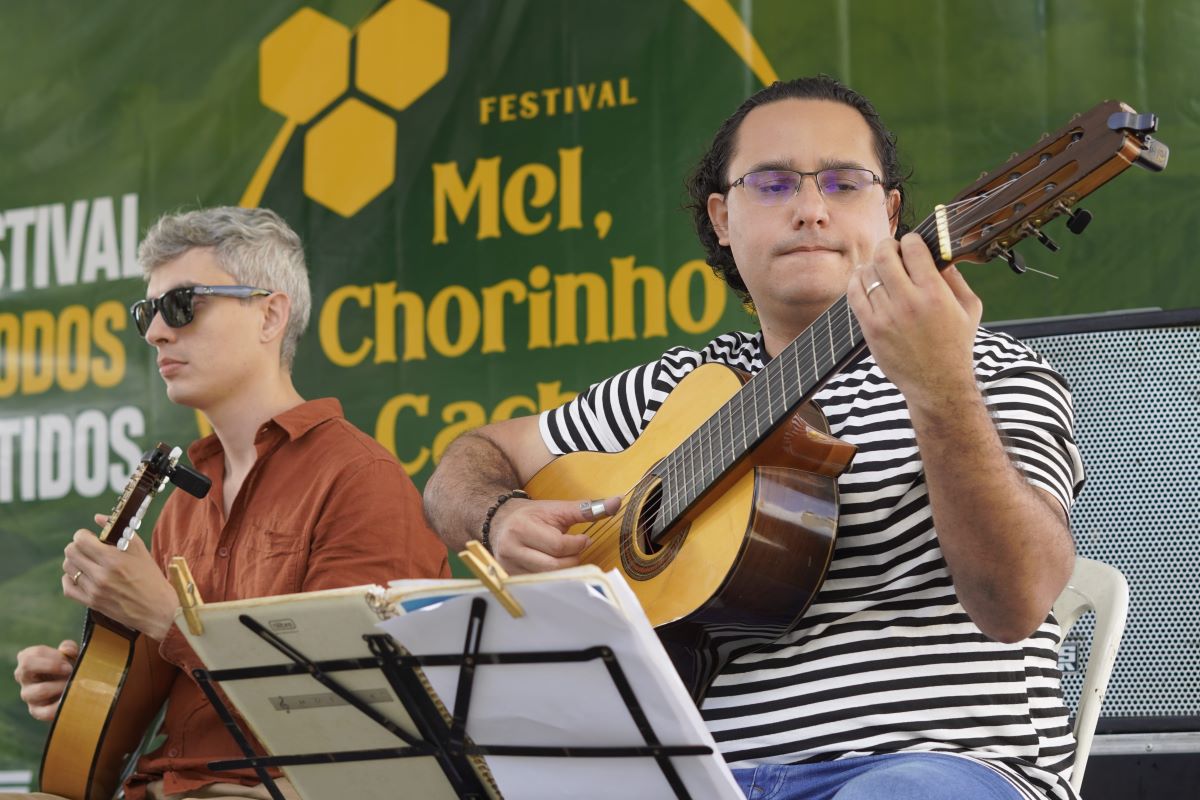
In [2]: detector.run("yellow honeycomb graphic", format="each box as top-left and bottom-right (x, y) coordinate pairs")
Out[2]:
(305, 98), (397, 217)
(260, 9), (351, 124)
(258, 0), (451, 217)
(357, 0), (450, 111)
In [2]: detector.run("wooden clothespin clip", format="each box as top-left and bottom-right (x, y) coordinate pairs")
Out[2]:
(168, 555), (205, 635)
(459, 541), (525, 618)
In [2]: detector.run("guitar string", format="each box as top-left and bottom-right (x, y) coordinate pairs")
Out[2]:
(910, 177), (1068, 250)
(575, 453), (731, 562)
(916, 144), (1078, 239)
(909, 192), (998, 244)
(576, 470), (683, 563)
(567, 178), (1064, 560)
(576, 495), (632, 565)
(563, 468), (668, 561)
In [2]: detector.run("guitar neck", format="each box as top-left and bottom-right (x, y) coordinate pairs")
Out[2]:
(653, 294), (867, 537)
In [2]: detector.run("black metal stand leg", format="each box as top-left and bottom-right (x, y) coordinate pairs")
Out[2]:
(367, 604), (492, 799)
(599, 646), (691, 799)
(448, 597), (487, 749)
(194, 669), (287, 800)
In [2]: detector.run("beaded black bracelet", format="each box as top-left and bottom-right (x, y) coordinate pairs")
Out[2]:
(480, 489), (529, 553)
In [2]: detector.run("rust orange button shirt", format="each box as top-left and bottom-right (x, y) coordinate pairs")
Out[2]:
(126, 398), (449, 799)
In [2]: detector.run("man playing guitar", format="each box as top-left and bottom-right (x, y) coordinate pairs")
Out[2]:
(423, 77), (1086, 799)
(13, 207), (449, 800)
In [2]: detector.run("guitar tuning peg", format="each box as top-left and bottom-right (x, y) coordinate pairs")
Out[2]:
(995, 246), (1058, 279)
(1055, 202), (1093, 234)
(1065, 207), (1093, 234)
(1021, 223), (1060, 252)
(998, 247), (1027, 274)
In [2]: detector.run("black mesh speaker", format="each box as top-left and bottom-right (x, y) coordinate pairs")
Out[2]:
(994, 308), (1200, 734)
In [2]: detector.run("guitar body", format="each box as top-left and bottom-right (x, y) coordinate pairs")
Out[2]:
(40, 615), (171, 800)
(526, 363), (856, 698)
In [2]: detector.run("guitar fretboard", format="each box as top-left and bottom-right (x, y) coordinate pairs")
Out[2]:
(650, 295), (863, 538)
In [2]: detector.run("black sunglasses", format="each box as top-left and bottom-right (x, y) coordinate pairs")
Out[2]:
(130, 285), (272, 336)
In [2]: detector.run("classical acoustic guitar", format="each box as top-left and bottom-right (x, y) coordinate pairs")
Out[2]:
(40, 443), (210, 800)
(525, 99), (1168, 700)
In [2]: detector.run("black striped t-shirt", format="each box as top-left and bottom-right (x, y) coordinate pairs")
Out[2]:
(539, 328), (1086, 800)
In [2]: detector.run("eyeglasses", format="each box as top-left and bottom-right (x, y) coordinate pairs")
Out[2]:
(129, 285), (272, 336)
(729, 168), (883, 206)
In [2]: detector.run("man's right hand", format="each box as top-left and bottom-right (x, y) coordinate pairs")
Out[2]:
(14, 640), (78, 722)
(490, 496), (621, 574)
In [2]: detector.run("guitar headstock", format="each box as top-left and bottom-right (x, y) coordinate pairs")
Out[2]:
(98, 443), (210, 550)
(922, 100), (1168, 272)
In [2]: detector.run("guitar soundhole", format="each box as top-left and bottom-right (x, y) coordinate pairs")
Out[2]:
(620, 477), (686, 580)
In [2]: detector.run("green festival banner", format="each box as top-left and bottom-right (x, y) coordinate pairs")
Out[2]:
(1, 0), (1196, 778)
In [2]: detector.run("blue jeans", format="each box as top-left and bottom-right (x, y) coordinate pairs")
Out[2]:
(732, 753), (1024, 800)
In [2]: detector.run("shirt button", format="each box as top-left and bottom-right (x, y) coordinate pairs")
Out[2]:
(218, 546), (229, 557)
(168, 747), (179, 757)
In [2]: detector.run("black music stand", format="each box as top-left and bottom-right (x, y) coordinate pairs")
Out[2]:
(180, 577), (740, 799)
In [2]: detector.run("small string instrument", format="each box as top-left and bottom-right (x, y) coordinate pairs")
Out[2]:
(40, 443), (210, 800)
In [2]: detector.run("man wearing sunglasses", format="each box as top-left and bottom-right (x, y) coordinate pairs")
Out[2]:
(424, 77), (1084, 799)
(14, 207), (449, 800)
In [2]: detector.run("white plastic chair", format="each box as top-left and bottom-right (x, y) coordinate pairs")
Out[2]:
(1052, 556), (1130, 791)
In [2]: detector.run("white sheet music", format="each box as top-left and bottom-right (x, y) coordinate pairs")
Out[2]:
(377, 572), (743, 799)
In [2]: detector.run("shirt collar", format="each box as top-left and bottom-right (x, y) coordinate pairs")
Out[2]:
(186, 398), (345, 467)
(272, 397), (344, 440)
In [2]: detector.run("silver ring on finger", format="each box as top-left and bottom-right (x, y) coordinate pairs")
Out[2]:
(580, 499), (607, 520)
(865, 279), (884, 298)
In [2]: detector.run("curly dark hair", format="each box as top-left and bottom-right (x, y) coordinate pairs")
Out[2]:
(685, 75), (912, 306)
